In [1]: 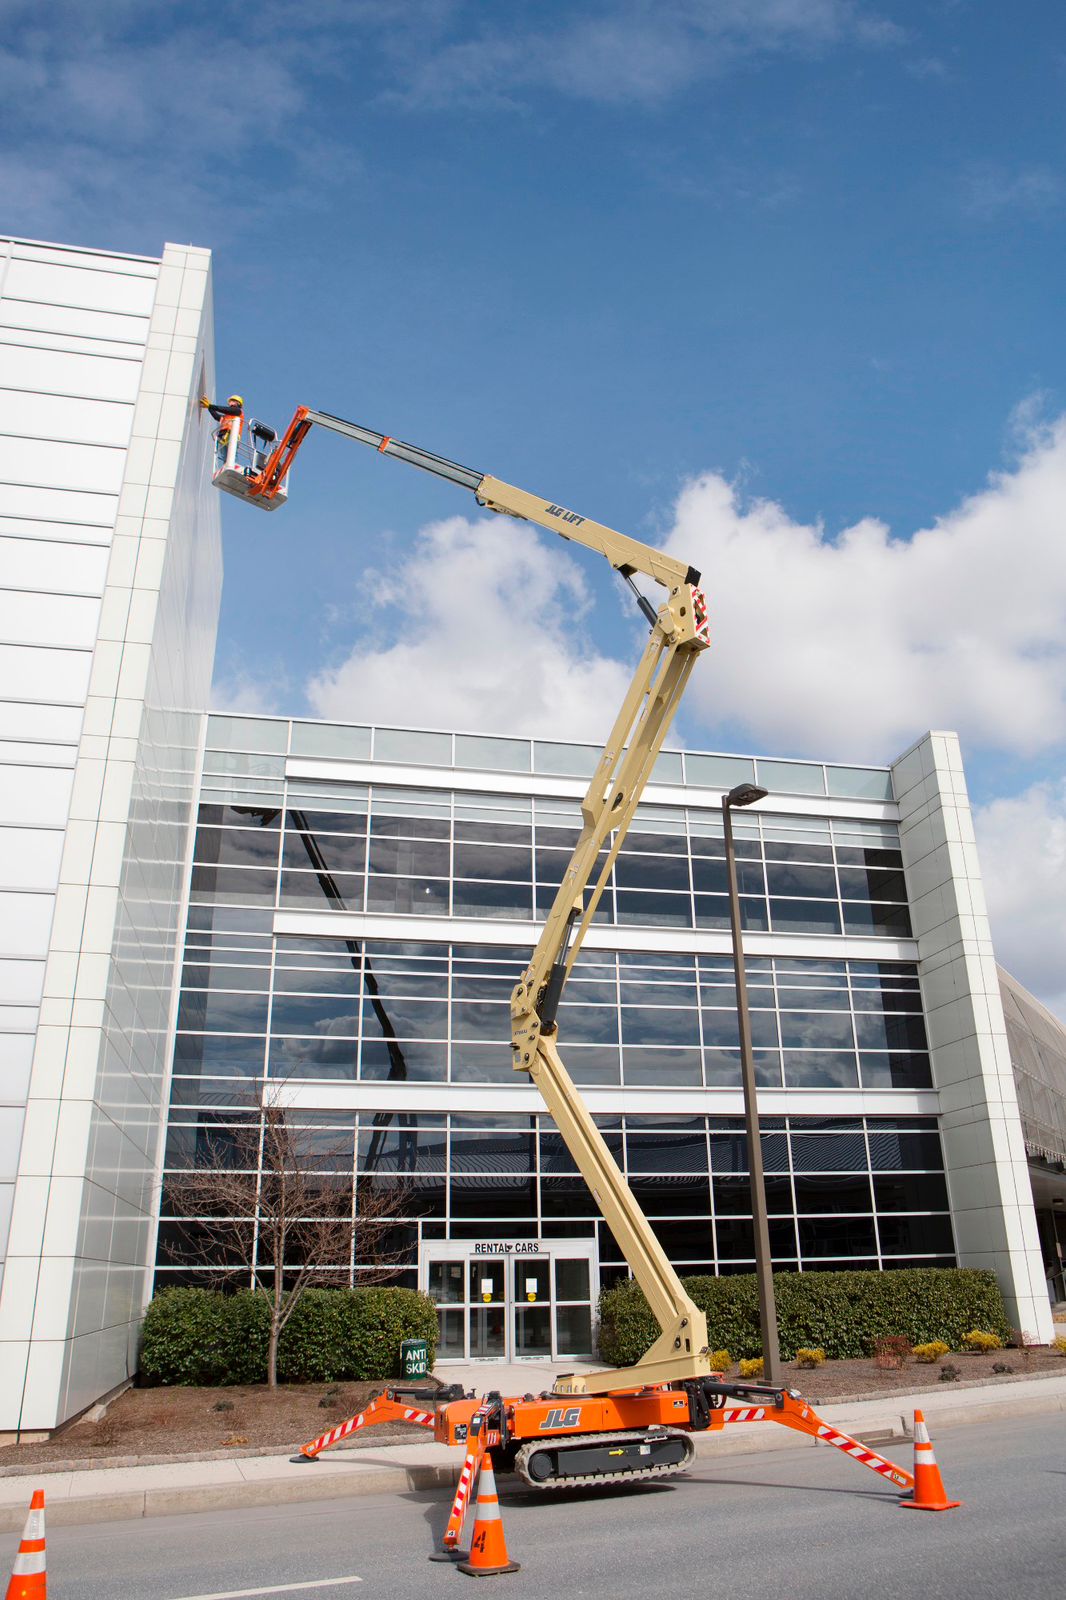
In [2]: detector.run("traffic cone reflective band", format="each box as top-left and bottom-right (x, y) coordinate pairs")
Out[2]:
(5, 1489), (46, 1598)
(456, 1454), (520, 1577)
(900, 1410), (961, 1512)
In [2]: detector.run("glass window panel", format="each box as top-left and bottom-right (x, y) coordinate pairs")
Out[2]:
(363, 971), (447, 1001)
(702, 1010), (740, 1048)
(181, 962), (271, 993)
(776, 985), (849, 1011)
(769, 899), (842, 935)
(859, 1052), (933, 1089)
(453, 842), (532, 883)
(370, 812), (449, 838)
(762, 840), (834, 865)
(691, 858), (729, 894)
(651, 750), (684, 782)
(204, 750), (286, 779)
(285, 810), (367, 839)
(867, 1131), (945, 1170)
(453, 821), (532, 847)
(850, 987), (923, 1013)
(359, 1125), (447, 1171)
(206, 714), (288, 753)
(190, 865), (277, 906)
(615, 890), (692, 928)
(283, 832), (366, 874)
(533, 741), (600, 777)
(176, 991), (269, 1034)
(360, 996), (448, 1037)
(873, 1173), (950, 1212)
(790, 1132), (868, 1172)
(626, 1132), (708, 1173)
(452, 880), (533, 919)
(837, 867), (907, 902)
(877, 1214), (956, 1255)
(778, 1011), (855, 1050)
(620, 1005), (699, 1047)
(279, 871), (363, 911)
(366, 877), (449, 915)
(835, 847), (904, 870)
(623, 1046), (702, 1085)
(620, 830), (689, 857)
(765, 862), (837, 899)
(367, 836), (449, 876)
(454, 732), (531, 771)
(289, 722), (371, 759)
(614, 854), (690, 892)
(650, 1218), (716, 1255)
(372, 727), (451, 765)
(450, 1131), (535, 1173)
(683, 753), (755, 788)
(714, 1217), (755, 1258)
(172, 1033), (266, 1075)
(269, 995), (359, 1037)
(267, 1035), (358, 1079)
(798, 1217), (878, 1258)
(713, 1175), (794, 1215)
(794, 1175), (873, 1213)
(565, 1045), (622, 1085)
(555, 1257), (591, 1301)
(842, 904), (913, 937)
(782, 1051), (859, 1088)
(555, 1004), (620, 1045)
(357, 1038), (446, 1081)
(693, 895), (729, 930)
(538, 1178), (601, 1218)
(826, 766), (893, 800)
(756, 759), (826, 795)
(855, 1014), (928, 1052)
(198, 803), (281, 831)
(450, 1042), (516, 1083)
(700, 1051), (741, 1088)
(194, 828), (280, 869)
(450, 1000), (509, 1042)
(629, 1175), (712, 1215)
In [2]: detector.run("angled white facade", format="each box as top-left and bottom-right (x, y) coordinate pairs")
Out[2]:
(0, 237), (222, 1430)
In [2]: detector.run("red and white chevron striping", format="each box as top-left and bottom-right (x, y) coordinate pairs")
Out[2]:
(816, 1424), (912, 1488)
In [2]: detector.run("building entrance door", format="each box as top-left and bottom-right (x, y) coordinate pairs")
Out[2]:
(421, 1239), (598, 1362)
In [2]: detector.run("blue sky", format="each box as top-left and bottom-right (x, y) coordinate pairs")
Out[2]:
(3, 1), (1065, 1012)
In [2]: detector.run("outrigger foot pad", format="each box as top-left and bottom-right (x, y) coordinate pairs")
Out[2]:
(290, 1453), (318, 1464)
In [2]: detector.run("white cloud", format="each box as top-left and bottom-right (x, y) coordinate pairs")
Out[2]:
(974, 779), (1066, 1021)
(662, 415), (1066, 762)
(959, 162), (1062, 220)
(305, 514), (631, 740)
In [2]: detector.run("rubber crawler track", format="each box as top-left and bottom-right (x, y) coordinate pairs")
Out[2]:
(513, 1429), (696, 1491)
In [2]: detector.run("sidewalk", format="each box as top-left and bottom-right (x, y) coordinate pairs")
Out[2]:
(2, 1371), (1064, 1532)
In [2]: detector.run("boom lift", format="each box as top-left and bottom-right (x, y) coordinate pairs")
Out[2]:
(213, 410), (916, 1509)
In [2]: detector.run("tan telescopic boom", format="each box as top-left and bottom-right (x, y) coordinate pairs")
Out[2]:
(236, 408), (716, 1394)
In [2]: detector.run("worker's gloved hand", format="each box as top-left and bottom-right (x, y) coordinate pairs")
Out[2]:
(199, 396), (211, 408)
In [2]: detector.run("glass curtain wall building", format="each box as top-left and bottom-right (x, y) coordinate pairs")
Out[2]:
(157, 715), (1051, 1362)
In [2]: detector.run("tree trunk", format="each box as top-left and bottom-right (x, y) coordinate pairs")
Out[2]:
(267, 1314), (280, 1388)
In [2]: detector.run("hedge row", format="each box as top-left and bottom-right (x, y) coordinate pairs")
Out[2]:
(598, 1268), (1011, 1365)
(139, 1287), (439, 1386)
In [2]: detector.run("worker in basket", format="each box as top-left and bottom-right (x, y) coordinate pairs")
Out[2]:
(202, 393), (244, 466)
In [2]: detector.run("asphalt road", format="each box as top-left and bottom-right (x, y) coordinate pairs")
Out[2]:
(22, 1414), (1066, 1600)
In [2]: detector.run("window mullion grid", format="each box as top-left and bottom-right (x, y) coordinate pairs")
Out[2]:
(445, 940), (454, 1086)
(862, 1115), (885, 1270)
(784, 1113), (799, 1270)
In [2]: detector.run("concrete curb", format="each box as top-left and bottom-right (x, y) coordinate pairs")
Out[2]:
(2, 1380), (1063, 1531)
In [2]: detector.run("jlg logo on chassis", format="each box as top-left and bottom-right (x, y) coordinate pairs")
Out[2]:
(539, 1408), (582, 1430)
(544, 503), (585, 527)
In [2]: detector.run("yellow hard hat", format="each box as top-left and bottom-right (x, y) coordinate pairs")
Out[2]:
(227, 394), (244, 406)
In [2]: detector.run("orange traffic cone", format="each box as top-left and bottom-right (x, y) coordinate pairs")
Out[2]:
(5, 1489), (46, 1598)
(900, 1410), (961, 1511)
(456, 1453), (520, 1577)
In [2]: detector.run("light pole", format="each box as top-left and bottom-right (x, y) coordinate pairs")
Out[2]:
(722, 781), (782, 1385)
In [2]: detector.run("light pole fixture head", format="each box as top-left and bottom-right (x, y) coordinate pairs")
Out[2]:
(725, 782), (769, 809)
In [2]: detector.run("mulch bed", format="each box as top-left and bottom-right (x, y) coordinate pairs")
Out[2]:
(2, 1351), (1064, 1470)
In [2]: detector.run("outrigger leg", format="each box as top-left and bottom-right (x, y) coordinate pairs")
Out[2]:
(292, 1384), (456, 1462)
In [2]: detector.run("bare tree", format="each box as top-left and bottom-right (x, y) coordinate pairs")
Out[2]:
(164, 1086), (410, 1387)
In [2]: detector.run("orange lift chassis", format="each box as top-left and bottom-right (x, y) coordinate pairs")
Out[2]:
(215, 408), (923, 1515)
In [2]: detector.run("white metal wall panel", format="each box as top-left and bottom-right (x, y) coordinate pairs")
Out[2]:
(0, 301), (150, 345)
(0, 763), (74, 828)
(0, 644), (92, 703)
(0, 537), (109, 595)
(0, 391), (135, 449)
(0, 485), (118, 527)
(0, 960), (45, 1007)
(3, 259), (158, 317)
(0, 893), (54, 957)
(0, 591), (101, 649)
(0, 703), (83, 742)
(0, 343), (142, 403)
(0, 830), (64, 891)
(0, 437), (126, 496)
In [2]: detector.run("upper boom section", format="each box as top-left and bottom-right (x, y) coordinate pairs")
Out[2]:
(245, 407), (697, 593)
